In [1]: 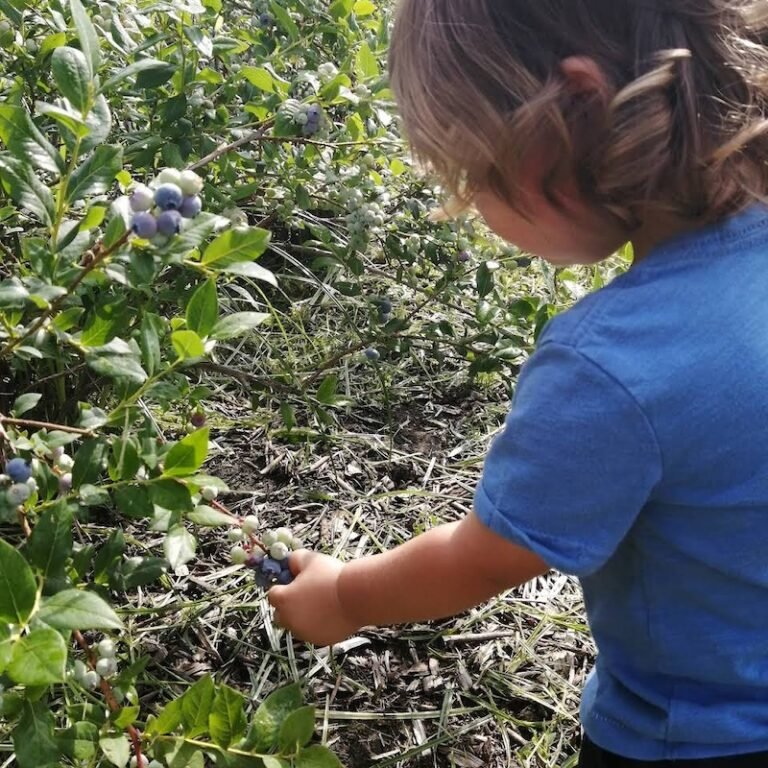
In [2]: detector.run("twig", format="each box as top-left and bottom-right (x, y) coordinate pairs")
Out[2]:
(74, 630), (144, 763)
(0, 416), (94, 436)
(0, 231), (132, 360)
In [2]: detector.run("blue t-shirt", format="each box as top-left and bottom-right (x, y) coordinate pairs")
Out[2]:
(474, 204), (768, 761)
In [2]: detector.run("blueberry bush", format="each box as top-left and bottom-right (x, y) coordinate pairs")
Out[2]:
(0, 0), (603, 765)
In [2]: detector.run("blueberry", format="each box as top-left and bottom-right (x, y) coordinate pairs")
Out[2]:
(5, 458), (31, 483)
(270, 541), (290, 561)
(258, 12), (273, 28)
(242, 515), (260, 535)
(156, 210), (182, 236)
(95, 657), (117, 679)
(156, 168), (182, 187)
(378, 298), (393, 315)
(132, 212), (158, 239)
(130, 184), (155, 212)
(458, 251), (471, 263)
(275, 527), (293, 545)
(246, 552), (264, 569)
(307, 105), (322, 121)
(364, 347), (380, 362)
(262, 558), (282, 578)
(153, 183), (183, 211)
(190, 411), (206, 428)
(179, 195), (202, 219)
(230, 546), (247, 565)
(7, 483), (31, 505)
(58, 473), (72, 493)
(97, 639), (116, 658)
(276, 569), (293, 585)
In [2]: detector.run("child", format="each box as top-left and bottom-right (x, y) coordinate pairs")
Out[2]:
(269, 1), (768, 764)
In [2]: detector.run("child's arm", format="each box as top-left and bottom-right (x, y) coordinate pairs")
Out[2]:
(268, 511), (550, 646)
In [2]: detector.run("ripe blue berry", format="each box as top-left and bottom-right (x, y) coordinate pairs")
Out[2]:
(364, 347), (380, 362)
(307, 105), (322, 121)
(190, 411), (206, 428)
(246, 553), (264, 569)
(277, 569), (294, 585)
(59, 473), (72, 493)
(258, 12), (272, 27)
(5, 458), (31, 483)
(458, 251), (471, 263)
(130, 184), (155, 212)
(262, 558), (282, 578)
(378, 299), (393, 315)
(156, 210), (182, 236)
(132, 212), (158, 239)
(153, 183), (183, 211)
(179, 195), (202, 219)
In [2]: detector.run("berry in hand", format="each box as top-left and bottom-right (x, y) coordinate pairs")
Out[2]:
(157, 209), (183, 236)
(269, 541), (290, 561)
(5, 458), (31, 483)
(180, 195), (202, 219)
(242, 515), (260, 535)
(230, 546), (248, 564)
(132, 212), (158, 239)
(262, 558), (282, 579)
(277, 568), (294, 585)
(154, 183), (184, 211)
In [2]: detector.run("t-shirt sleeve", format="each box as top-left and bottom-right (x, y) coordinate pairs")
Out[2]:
(474, 341), (662, 577)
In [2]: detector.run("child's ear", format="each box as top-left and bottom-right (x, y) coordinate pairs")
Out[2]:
(559, 56), (612, 101)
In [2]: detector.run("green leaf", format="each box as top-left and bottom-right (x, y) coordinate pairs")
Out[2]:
(218, 260), (277, 287)
(355, 41), (379, 79)
(80, 297), (129, 346)
(51, 46), (92, 113)
(186, 279), (218, 337)
(72, 439), (108, 488)
(201, 227), (271, 268)
(270, 0), (298, 39)
(0, 624), (14, 675)
(67, 144), (123, 203)
(295, 745), (343, 768)
(8, 627), (67, 685)
(181, 674), (215, 738)
(209, 684), (247, 749)
(86, 350), (148, 384)
(163, 427), (209, 477)
(113, 484), (153, 519)
(139, 313), (165, 376)
(100, 58), (173, 94)
(316, 374), (338, 405)
(0, 278), (29, 308)
(12, 392), (42, 416)
(70, 0), (101, 77)
(150, 479), (193, 511)
(13, 701), (59, 768)
(0, 104), (63, 175)
(145, 697), (183, 737)
(136, 62), (177, 89)
(0, 539), (38, 625)
(164, 525), (197, 570)
(99, 734), (130, 768)
(36, 589), (122, 630)
(26, 501), (74, 584)
(186, 505), (234, 526)
(263, 758), (290, 768)
(58, 721), (99, 761)
(0, 155), (56, 225)
(241, 66), (274, 92)
(166, 742), (205, 768)
(248, 683), (303, 752)
(211, 312), (270, 341)
(278, 706), (316, 753)
(172, 330), (205, 360)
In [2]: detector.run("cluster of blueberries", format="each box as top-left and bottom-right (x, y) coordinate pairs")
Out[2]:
(71, 638), (118, 691)
(129, 168), (204, 241)
(294, 103), (324, 137)
(3, 458), (36, 505)
(230, 523), (301, 588)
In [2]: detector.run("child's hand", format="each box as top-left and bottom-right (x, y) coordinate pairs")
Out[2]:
(267, 550), (361, 646)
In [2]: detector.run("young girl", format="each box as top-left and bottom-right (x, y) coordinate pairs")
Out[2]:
(269, 1), (768, 764)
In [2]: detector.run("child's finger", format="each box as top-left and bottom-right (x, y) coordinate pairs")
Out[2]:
(288, 548), (313, 576)
(268, 584), (288, 608)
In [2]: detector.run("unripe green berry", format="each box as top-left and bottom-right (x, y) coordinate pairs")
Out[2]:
(269, 541), (290, 561)
(242, 515), (260, 535)
(156, 168), (182, 187)
(201, 486), (218, 501)
(130, 756), (149, 768)
(95, 657), (117, 679)
(275, 527), (294, 546)
(82, 670), (100, 690)
(97, 638), (116, 658)
(55, 453), (74, 471)
(179, 170), (203, 196)
(230, 546), (247, 564)
(73, 659), (87, 681)
(227, 528), (244, 543)
(261, 530), (278, 548)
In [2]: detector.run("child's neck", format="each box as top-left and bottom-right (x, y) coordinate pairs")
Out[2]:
(630, 210), (710, 264)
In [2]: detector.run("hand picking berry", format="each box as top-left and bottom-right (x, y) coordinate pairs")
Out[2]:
(5, 458), (31, 483)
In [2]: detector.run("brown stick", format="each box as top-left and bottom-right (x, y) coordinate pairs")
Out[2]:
(0, 416), (94, 436)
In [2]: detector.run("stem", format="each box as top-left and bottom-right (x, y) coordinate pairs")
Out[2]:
(0, 231), (132, 360)
(0, 416), (94, 436)
(74, 630), (144, 763)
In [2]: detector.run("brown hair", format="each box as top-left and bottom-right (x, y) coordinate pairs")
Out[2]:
(389, 0), (768, 225)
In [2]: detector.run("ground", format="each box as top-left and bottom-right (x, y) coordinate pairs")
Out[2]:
(118, 382), (594, 768)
